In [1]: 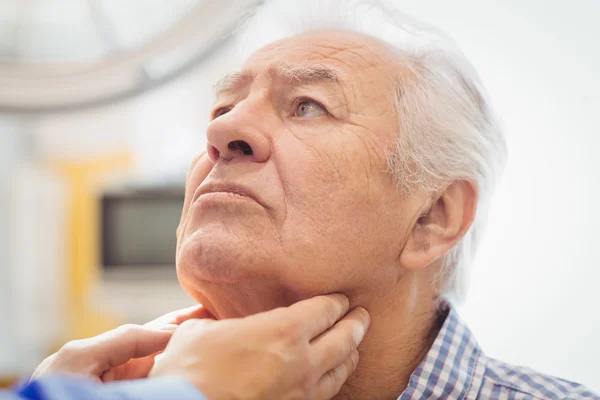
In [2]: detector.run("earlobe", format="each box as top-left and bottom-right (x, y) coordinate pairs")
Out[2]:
(399, 181), (477, 271)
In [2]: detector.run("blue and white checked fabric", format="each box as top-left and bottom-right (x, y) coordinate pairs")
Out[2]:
(398, 308), (599, 399)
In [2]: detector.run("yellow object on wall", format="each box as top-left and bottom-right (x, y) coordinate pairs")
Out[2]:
(51, 152), (132, 342)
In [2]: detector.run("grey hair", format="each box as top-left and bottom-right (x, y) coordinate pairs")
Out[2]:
(235, 0), (508, 305)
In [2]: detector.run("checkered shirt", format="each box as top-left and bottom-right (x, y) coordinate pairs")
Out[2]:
(397, 308), (599, 399)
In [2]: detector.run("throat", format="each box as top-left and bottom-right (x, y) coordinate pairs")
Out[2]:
(334, 296), (446, 400)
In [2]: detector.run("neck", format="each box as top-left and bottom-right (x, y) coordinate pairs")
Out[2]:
(334, 279), (443, 400)
(187, 269), (443, 399)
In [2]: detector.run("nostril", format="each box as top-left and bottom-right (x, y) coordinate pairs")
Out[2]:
(241, 144), (253, 156)
(229, 140), (253, 156)
(208, 145), (220, 162)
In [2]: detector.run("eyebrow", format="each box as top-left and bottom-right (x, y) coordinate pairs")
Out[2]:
(214, 65), (343, 97)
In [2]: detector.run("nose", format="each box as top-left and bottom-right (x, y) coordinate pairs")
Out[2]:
(206, 105), (271, 164)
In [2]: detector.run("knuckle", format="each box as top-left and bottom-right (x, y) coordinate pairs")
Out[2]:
(177, 318), (201, 331)
(335, 293), (350, 309)
(306, 354), (319, 371)
(347, 353), (358, 374)
(322, 369), (337, 391)
(270, 311), (302, 343)
(306, 357), (324, 382)
(58, 340), (86, 357)
(178, 319), (194, 328)
(270, 306), (291, 321)
(325, 367), (344, 393)
(299, 369), (317, 395)
(346, 329), (358, 350)
(299, 355), (319, 385)
(322, 300), (340, 327)
(328, 367), (341, 382)
(280, 320), (303, 344)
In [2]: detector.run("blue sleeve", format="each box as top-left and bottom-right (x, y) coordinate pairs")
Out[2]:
(1, 375), (207, 400)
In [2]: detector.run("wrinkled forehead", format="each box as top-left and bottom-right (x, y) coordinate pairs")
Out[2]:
(240, 30), (402, 96)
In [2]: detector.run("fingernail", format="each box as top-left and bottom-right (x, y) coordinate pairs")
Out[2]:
(356, 307), (370, 333)
(362, 308), (371, 331)
(353, 324), (366, 346)
(158, 324), (178, 332)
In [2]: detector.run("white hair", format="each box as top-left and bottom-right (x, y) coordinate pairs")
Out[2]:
(235, 0), (508, 305)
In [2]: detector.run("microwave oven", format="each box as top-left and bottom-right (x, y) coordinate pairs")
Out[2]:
(95, 185), (195, 322)
(100, 186), (184, 280)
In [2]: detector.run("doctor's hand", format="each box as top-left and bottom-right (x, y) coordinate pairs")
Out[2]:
(31, 305), (211, 382)
(150, 294), (370, 400)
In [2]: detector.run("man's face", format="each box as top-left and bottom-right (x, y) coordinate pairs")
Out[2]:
(176, 30), (424, 315)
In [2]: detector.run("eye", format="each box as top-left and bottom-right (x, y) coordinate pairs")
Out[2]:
(213, 107), (232, 119)
(294, 99), (327, 118)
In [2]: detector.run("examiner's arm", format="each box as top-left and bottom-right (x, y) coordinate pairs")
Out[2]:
(6, 293), (369, 400)
(3, 376), (205, 400)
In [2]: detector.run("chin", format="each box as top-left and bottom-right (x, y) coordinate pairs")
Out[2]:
(176, 239), (297, 319)
(178, 232), (248, 283)
(178, 217), (292, 281)
(174, 222), (346, 317)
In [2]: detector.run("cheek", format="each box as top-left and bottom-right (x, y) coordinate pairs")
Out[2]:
(278, 133), (368, 223)
(283, 126), (373, 193)
(274, 132), (397, 287)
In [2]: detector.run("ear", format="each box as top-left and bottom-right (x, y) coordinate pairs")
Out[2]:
(400, 181), (477, 270)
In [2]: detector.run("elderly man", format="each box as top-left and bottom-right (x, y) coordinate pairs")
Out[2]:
(23, 1), (598, 399)
(171, 0), (597, 399)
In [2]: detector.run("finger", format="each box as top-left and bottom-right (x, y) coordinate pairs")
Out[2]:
(145, 304), (212, 328)
(287, 294), (350, 339)
(175, 317), (218, 332)
(101, 368), (117, 382)
(147, 318), (217, 378)
(103, 317), (217, 382)
(31, 354), (57, 380)
(309, 307), (369, 375)
(92, 324), (176, 372)
(314, 350), (359, 400)
(171, 305), (214, 324)
(101, 352), (159, 382)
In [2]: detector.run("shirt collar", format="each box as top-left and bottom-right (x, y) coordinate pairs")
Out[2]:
(398, 307), (487, 399)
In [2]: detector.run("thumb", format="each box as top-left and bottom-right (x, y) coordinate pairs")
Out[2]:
(87, 324), (177, 376)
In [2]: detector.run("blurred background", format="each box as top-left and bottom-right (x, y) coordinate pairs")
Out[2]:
(0, 0), (598, 392)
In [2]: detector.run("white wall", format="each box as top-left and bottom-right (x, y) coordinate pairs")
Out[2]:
(0, 118), (25, 375)
(17, 0), (600, 391)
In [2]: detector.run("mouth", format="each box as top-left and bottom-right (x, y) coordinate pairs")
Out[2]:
(192, 182), (264, 208)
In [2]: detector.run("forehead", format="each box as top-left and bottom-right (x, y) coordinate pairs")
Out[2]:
(242, 30), (401, 91)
